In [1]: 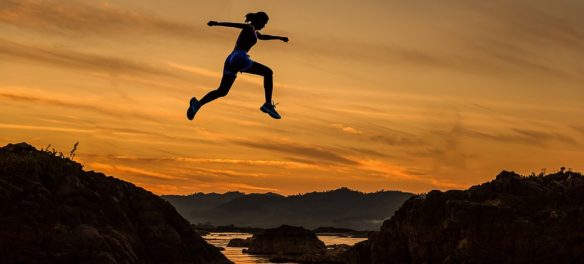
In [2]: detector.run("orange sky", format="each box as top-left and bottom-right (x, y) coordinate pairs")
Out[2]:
(1, 0), (583, 195)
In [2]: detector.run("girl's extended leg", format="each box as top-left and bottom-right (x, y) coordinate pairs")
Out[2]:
(187, 72), (237, 120)
(242, 62), (273, 104)
(199, 74), (237, 106)
(242, 62), (280, 119)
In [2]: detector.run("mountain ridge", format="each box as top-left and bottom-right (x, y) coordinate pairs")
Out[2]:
(163, 187), (413, 230)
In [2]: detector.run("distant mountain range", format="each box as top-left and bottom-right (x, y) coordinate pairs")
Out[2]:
(162, 188), (413, 230)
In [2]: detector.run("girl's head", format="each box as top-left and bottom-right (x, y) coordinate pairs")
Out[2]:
(245, 12), (269, 30)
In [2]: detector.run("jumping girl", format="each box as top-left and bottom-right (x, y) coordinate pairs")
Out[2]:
(187, 11), (288, 120)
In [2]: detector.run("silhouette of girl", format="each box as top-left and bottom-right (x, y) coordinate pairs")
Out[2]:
(187, 11), (288, 120)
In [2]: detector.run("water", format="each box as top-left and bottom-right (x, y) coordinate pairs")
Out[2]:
(204, 232), (367, 264)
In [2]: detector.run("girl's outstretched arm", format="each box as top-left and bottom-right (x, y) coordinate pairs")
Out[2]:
(256, 32), (289, 42)
(208, 21), (250, 29)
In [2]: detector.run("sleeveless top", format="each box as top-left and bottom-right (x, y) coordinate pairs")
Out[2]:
(234, 25), (257, 52)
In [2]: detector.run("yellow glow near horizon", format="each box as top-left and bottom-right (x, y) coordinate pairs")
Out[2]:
(1, 0), (583, 195)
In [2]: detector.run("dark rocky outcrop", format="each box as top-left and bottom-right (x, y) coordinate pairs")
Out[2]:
(348, 170), (584, 264)
(245, 225), (326, 255)
(344, 240), (372, 264)
(244, 225), (352, 263)
(0, 143), (232, 264)
(226, 238), (251, 247)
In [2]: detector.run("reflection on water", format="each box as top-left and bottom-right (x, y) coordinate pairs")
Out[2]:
(204, 232), (367, 264)
(204, 233), (271, 264)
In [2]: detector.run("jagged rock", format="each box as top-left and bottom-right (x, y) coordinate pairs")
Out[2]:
(348, 170), (584, 264)
(0, 143), (232, 264)
(227, 238), (251, 247)
(245, 225), (326, 255)
(345, 240), (372, 264)
(245, 225), (352, 263)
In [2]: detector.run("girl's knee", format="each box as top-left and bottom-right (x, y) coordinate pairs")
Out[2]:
(216, 89), (229, 97)
(264, 67), (273, 76)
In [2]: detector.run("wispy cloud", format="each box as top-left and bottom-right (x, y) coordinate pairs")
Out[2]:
(230, 138), (358, 166)
(0, 89), (161, 123)
(331, 123), (362, 135)
(0, 123), (93, 133)
(177, 157), (317, 169)
(166, 62), (221, 79)
(195, 167), (270, 179)
(88, 162), (179, 181)
(0, 0), (219, 40)
(223, 183), (279, 193)
(290, 0), (584, 79)
(572, 126), (584, 135)
(456, 127), (578, 147)
(86, 154), (318, 170)
(470, 0), (584, 50)
(330, 122), (423, 147)
(0, 38), (183, 79)
(511, 128), (577, 145)
(459, 0), (584, 78)
(347, 147), (389, 158)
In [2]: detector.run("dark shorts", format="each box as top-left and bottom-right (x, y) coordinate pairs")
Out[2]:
(223, 49), (253, 76)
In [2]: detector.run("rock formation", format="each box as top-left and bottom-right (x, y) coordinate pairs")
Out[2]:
(226, 238), (251, 247)
(243, 225), (353, 263)
(245, 225), (326, 255)
(0, 143), (232, 264)
(347, 170), (584, 264)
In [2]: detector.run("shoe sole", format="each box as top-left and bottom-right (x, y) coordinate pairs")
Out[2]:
(261, 106), (281, 119)
(187, 97), (199, 120)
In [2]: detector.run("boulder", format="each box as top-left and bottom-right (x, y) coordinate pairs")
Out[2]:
(246, 225), (326, 255)
(244, 225), (353, 263)
(227, 238), (252, 247)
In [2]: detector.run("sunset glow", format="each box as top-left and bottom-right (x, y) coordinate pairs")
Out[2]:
(1, 0), (583, 195)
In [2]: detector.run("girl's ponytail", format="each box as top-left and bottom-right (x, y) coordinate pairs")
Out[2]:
(244, 12), (269, 23)
(245, 13), (254, 22)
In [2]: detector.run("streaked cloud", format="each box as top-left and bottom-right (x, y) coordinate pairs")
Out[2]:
(347, 147), (389, 158)
(89, 162), (179, 181)
(0, 0), (216, 40)
(332, 123), (362, 135)
(223, 183), (279, 193)
(454, 127), (579, 147)
(0, 89), (161, 123)
(0, 123), (93, 133)
(231, 138), (359, 166)
(0, 38), (183, 79)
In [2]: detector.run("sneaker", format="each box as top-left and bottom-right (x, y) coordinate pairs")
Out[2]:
(260, 102), (281, 119)
(187, 97), (201, 120)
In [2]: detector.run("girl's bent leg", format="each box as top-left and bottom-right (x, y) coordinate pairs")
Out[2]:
(243, 62), (280, 119)
(242, 62), (273, 104)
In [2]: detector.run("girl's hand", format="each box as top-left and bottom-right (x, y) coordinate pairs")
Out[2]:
(207, 21), (218, 26)
(281, 37), (289, 43)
